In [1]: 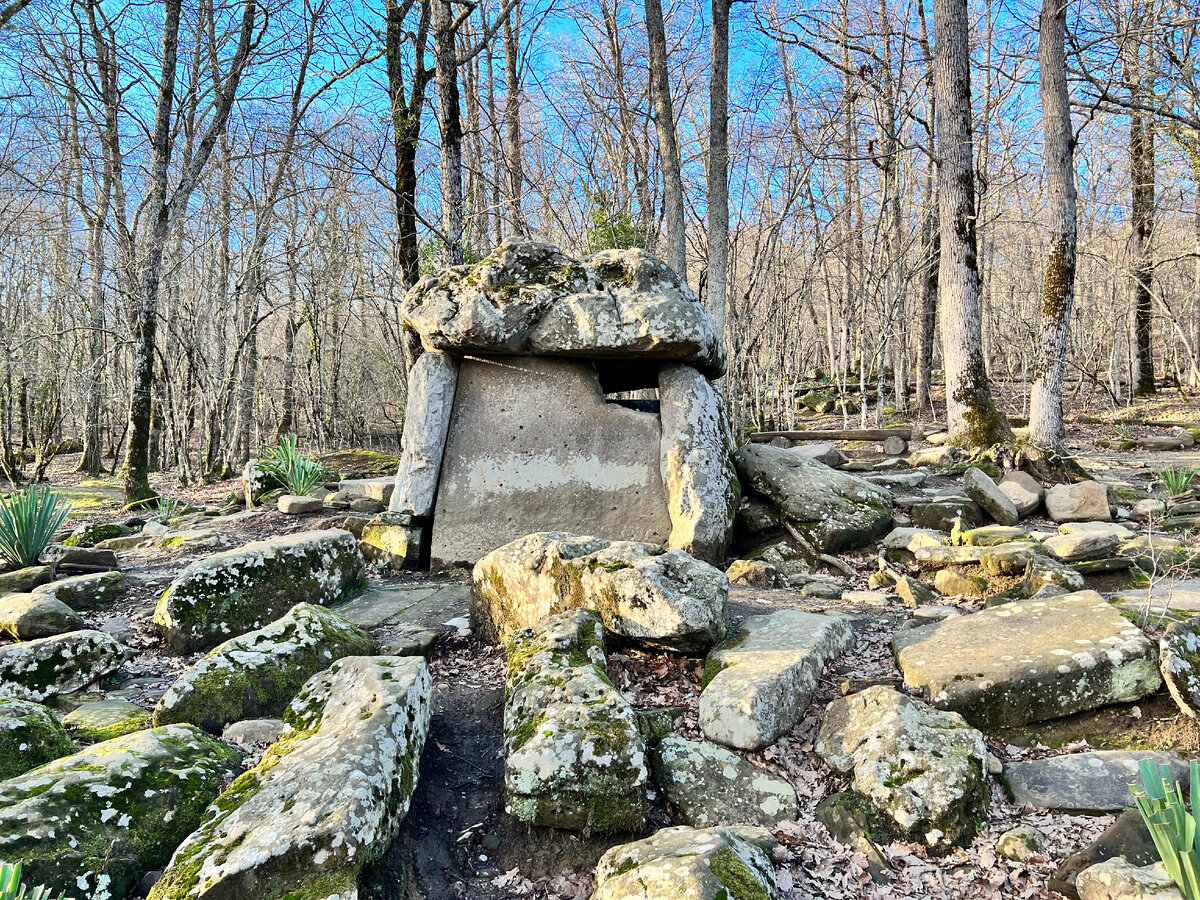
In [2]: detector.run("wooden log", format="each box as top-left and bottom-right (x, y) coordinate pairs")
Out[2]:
(749, 428), (913, 443)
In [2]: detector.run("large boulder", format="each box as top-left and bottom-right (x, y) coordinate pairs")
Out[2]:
(1046, 481), (1112, 523)
(502, 610), (647, 832)
(816, 686), (989, 852)
(1161, 617), (1200, 717)
(699, 609), (854, 750)
(733, 443), (893, 552)
(893, 591), (1160, 727)
(1000, 471), (1044, 518)
(429, 356), (673, 566)
(1002, 750), (1189, 814)
(658, 364), (739, 564)
(154, 603), (375, 732)
(1076, 858), (1184, 900)
(963, 467), (1020, 526)
(150, 656), (432, 900)
(0, 593), (83, 640)
(402, 240), (725, 376)
(389, 350), (458, 517)
(592, 826), (778, 900)
(651, 735), (797, 828)
(154, 529), (366, 653)
(0, 630), (132, 702)
(0, 725), (241, 899)
(472, 532), (728, 652)
(30, 571), (126, 611)
(0, 565), (53, 594)
(62, 698), (152, 743)
(0, 699), (75, 780)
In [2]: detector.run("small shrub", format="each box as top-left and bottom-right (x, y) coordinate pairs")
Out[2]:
(152, 496), (183, 520)
(1131, 758), (1200, 898)
(259, 435), (329, 497)
(0, 862), (64, 900)
(0, 485), (72, 568)
(1159, 467), (1197, 496)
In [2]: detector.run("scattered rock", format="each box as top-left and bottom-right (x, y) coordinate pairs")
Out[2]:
(1000, 471), (1044, 518)
(700, 609), (854, 750)
(1027, 555), (1088, 594)
(61, 698), (152, 743)
(1044, 531), (1123, 563)
(910, 500), (984, 532)
(150, 656), (432, 900)
(471, 532), (728, 652)
(652, 735), (798, 828)
(726, 558), (779, 588)
(592, 825), (778, 900)
(816, 686), (989, 852)
(39, 544), (119, 573)
(961, 525), (1030, 546)
(909, 446), (959, 467)
(503, 610), (647, 832)
(733, 443), (893, 552)
(0, 724), (241, 899)
(30, 571), (126, 611)
(1060, 521), (1136, 540)
(893, 591), (1161, 727)
(1131, 499), (1166, 522)
(221, 717), (285, 749)
(1076, 857), (1184, 900)
(790, 442), (847, 467)
(158, 529), (223, 551)
(0, 593), (83, 639)
(895, 575), (936, 607)
(1051, 809), (1158, 899)
(154, 529), (367, 653)
(378, 624), (439, 659)
(1158, 617), (1200, 717)
(658, 363), (739, 564)
(0, 565), (54, 594)
(154, 603), (374, 733)
(349, 497), (385, 514)
(933, 568), (989, 598)
(63, 522), (132, 547)
(1046, 481), (1112, 523)
(979, 541), (1041, 576)
(995, 825), (1047, 862)
(0, 698), (76, 780)
(964, 467), (1020, 526)
(390, 350), (457, 517)
(814, 792), (894, 883)
(0, 630), (133, 702)
(276, 494), (324, 515)
(1002, 750), (1187, 813)
(361, 513), (424, 569)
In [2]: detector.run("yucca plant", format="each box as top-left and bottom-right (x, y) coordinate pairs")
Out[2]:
(152, 496), (183, 520)
(1160, 467), (1197, 497)
(259, 435), (328, 497)
(1131, 758), (1200, 899)
(0, 486), (72, 569)
(0, 862), (64, 900)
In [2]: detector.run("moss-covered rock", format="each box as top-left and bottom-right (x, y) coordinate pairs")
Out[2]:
(593, 825), (778, 900)
(61, 698), (153, 743)
(816, 686), (989, 853)
(153, 603), (374, 733)
(503, 610), (647, 833)
(733, 443), (893, 552)
(149, 656), (431, 900)
(154, 529), (366, 653)
(0, 724), (241, 899)
(0, 699), (75, 780)
(0, 630), (133, 702)
(63, 522), (132, 547)
(0, 565), (53, 594)
(0, 593), (84, 640)
(30, 571), (126, 611)
(472, 532), (728, 653)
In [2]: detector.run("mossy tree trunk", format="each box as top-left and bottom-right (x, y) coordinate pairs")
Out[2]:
(931, 0), (1012, 447)
(1028, 0), (1077, 451)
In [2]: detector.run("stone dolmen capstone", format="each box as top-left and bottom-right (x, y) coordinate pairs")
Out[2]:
(150, 656), (432, 900)
(153, 603), (374, 732)
(472, 532), (729, 652)
(389, 240), (737, 568)
(699, 609), (854, 750)
(816, 686), (989, 852)
(893, 590), (1161, 727)
(0, 724), (241, 899)
(502, 609), (647, 832)
(154, 529), (366, 652)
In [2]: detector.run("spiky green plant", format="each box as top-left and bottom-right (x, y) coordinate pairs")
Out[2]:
(152, 496), (183, 520)
(1160, 467), (1198, 496)
(0, 485), (72, 569)
(1131, 758), (1200, 899)
(259, 435), (329, 497)
(0, 862), (64, 900)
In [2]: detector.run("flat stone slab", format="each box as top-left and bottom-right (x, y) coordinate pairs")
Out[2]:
(892, 591), (1161, 727)
(699, 609), (854, 750)
(61, 698), (152, 743)
(431, 356), (673, 565)
(1002, 751), (1189, 813)
(332, 582), (470, 630)
(1113, 579), (1200, 619)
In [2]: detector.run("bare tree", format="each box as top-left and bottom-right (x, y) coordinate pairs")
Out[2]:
(645, 0), (685, 274)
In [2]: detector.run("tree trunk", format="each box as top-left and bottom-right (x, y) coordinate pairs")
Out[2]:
(932, 0), (1011, 446)
(1028, 0), (1077, 449)
(707, 0), (729, 345)
(914, 0), (938, 416)
(502, 5), (525, 236)
(434, 0), (465, 265)
(1131, 112), (1156, 395)
(644, 0), (685, 276)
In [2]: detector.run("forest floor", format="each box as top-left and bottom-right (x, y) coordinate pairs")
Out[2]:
(14, 392), (1200, 900)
